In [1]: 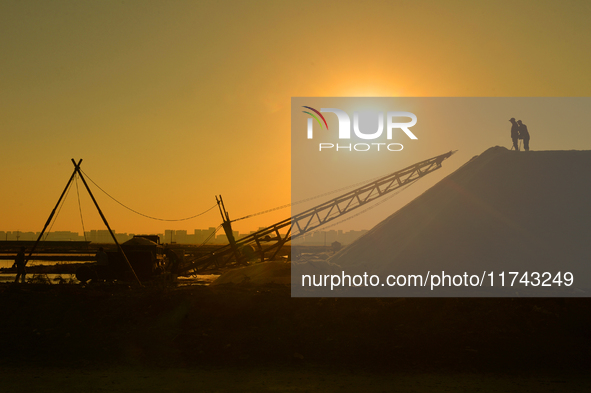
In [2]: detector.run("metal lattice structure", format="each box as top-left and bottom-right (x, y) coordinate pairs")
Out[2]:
(180, 150), (455, 274)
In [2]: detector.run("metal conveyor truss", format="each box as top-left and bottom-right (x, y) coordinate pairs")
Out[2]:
(180, 150), (455, 274)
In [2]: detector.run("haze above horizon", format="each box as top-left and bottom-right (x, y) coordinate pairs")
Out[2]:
(2, 1), (591, 234)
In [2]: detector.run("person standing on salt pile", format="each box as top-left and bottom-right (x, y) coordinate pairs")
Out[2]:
(509, 118), (520, 151)
(517, 120), (530, 151)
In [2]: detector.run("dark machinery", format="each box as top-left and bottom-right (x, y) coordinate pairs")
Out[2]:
(30, 159), (176, 286)
(30, 152), (454, 282)
(180, 150), (455, 275)
(75, 235), (182, 283)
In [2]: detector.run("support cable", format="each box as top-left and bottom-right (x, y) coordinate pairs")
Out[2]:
(188, 224), (223, 277)
(80, 169), (217, 222)
(199, 225), (222, 246)
(44, 180), (73, 241)
(75, 174), (87, 242)
(231, 170), (416, 223)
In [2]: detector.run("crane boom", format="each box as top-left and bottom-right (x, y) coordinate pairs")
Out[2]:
(180, 150), (455, 274)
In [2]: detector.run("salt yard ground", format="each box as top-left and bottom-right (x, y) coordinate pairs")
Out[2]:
(0, 282), (590, 392)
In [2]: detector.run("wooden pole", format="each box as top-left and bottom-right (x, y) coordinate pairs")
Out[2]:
(73, 160), (142, 286)
(24, 159), (82, 265)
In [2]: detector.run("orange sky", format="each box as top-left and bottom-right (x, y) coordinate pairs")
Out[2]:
(2, 1), (591, 235)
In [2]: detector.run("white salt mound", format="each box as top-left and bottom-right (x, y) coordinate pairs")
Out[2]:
(328, 147), (591, 282)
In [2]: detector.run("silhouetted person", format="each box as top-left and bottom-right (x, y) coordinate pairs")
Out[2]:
(509, 118), (520, 151)
(96, 247), (108, 265)
(95, 247), (109, 279)
(517, 120), (530, 151)
(13, 247), (26, 283)
(165, 249), (180, 277)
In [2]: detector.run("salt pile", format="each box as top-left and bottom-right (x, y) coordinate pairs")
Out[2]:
(327, 146), (591, 295)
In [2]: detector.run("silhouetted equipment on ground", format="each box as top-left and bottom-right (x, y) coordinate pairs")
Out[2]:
(28, 159), (143, 285)
(75, 235), (181, 283)
(22, 153), (452, 282)
(331, 241), (342, 253)
(179, 151), (455, 274)
(13, 246), (26, 283)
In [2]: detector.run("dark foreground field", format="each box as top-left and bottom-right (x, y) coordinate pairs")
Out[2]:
(1, 282), (590, 392)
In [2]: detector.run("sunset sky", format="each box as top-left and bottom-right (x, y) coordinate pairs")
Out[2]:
(2, 1), (591, 236)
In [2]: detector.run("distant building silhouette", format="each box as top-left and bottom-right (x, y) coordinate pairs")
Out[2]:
(0, 227), (365, 245)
